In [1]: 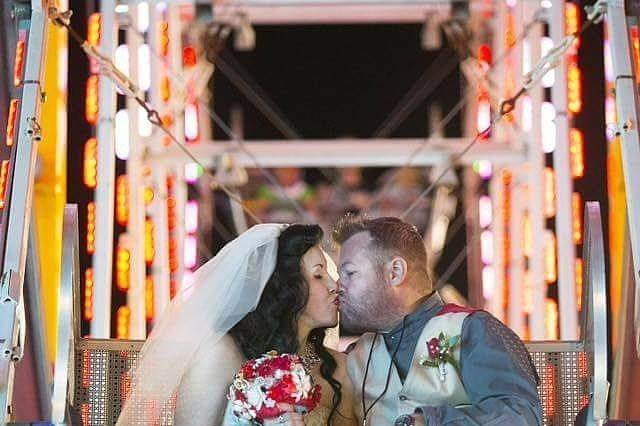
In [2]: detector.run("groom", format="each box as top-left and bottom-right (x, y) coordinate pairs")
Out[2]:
(333, 216), (542, 426)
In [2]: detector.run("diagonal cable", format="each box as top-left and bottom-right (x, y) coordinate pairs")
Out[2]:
(50, 8), (265, 224)
(373, 49), (460, 138)
(215, 51), (302, 139)
(365, 8), (545, 213)
(117, 17), (315, 223)
(398, 4), (603, 227)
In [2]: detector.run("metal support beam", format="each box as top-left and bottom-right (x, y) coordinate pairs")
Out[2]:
(150, 138), (526, 168)
(126, 1), (147, 340)
(550, 0), (578, 340)
(1, 2), (47, 421)
(92, 0), (118, 338)
(210, 0), (487, 25)
(605, 1), (640, 352)
(526, 0), (546, 340)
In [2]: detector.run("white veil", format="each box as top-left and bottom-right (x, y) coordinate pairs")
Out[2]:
(117, 223), (287, 425)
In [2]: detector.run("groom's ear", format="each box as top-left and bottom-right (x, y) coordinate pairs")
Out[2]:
(387, 256), (408, 287)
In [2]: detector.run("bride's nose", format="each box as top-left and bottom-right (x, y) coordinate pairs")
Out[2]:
(328, 278), (342, 295)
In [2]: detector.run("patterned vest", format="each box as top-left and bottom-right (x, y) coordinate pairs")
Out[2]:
(347, 308), (473, 425)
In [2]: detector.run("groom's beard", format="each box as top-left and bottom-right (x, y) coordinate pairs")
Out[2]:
(340, 289), (404, 334)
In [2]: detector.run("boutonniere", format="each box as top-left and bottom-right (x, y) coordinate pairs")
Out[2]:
(418, 332), (461, 382)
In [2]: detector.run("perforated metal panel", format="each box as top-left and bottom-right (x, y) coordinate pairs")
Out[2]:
(527, 342), (590, 426)
(70, 339), (174, 426)
(71, 339), (589, 425)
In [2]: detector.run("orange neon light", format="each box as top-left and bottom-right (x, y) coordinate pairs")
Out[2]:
(87, 13), (102, 74)
(544, 231), (557, 283)
(144, 187), (154, 206)
(572, 192), (583, 244)
(87, 13), (101, 47)
(0, 160), (10, 209)
(83, 137), (98, 188)
(167, 196), (176, 231)
(87, 202), (96, 254)
(116, 244), (131, 291)
(85, 75), (99, 124)
(160, 75), (171, 102)
(6, 99), (19, 147)
(565, 3), (579, 37)
(169, 238), (178, 273)
(544, 167), (556, 218)
(14, 35), (26, 87)
(146, 277), (154, 320)
(116, 175), (129, 226)
(84, 268), (94, 320)
(506, 13), (516, 48)
(576, 258), (583, 310)
(116, 306), (130, 339)
(145, 219), (155, 265)
(570, 129), (585, 178)
(567, 60), (582, 114)
(161, 113), (174, 128)
(158, 21), (169, 57)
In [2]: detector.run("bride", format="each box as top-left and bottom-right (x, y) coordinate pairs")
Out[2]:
(117, 224), (357, 426)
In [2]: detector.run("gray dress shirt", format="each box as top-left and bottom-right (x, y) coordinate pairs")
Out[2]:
(383, 293), (542, 426)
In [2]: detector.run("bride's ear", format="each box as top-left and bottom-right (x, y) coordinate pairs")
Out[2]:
(387, 257), (408, 287)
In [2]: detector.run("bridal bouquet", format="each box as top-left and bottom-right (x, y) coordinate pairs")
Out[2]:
(228, 351), (322, 423)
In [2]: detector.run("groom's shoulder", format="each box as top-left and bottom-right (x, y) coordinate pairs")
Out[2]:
(436, 305), (526, 346)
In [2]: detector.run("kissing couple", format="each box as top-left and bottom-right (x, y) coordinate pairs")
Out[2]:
(118, 216), (542, 426)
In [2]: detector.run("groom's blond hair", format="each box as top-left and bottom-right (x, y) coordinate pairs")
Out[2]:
(332, 215), (431, 292)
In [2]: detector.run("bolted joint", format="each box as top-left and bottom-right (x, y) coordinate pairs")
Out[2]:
(622, 118), (634, 132)
(26, 117), (42, 142)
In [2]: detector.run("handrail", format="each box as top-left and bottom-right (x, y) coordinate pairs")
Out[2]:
(580, 202), (609, 424)
(51, 205), (80, 423)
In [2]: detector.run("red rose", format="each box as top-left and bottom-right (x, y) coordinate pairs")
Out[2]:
(427, 337), (440, 359)
(267, 382), (290, 403)
(258, 361), (276, 377)
(257, 405), (281, 419)
(273, 355), (293, 371)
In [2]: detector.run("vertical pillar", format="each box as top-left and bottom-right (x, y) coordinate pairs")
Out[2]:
(551, 0), (578, 339)
(126, 1), (147, 339)
(525, 0), (546, 340)
(91, 0), (118, 337)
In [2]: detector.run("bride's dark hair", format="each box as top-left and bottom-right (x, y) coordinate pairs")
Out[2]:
(229, 224), (342, 425)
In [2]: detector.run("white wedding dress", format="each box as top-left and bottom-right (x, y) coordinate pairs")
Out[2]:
(117, 224), (343, 426)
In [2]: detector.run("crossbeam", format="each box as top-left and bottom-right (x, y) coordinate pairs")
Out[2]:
(149, 138), (525, 168)
(210, 0), (456, 24)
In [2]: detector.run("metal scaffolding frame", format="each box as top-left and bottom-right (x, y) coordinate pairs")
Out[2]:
(91, 0), (118, 338)
(0, 0), (48, 422)
(604, 0), (640, 353)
